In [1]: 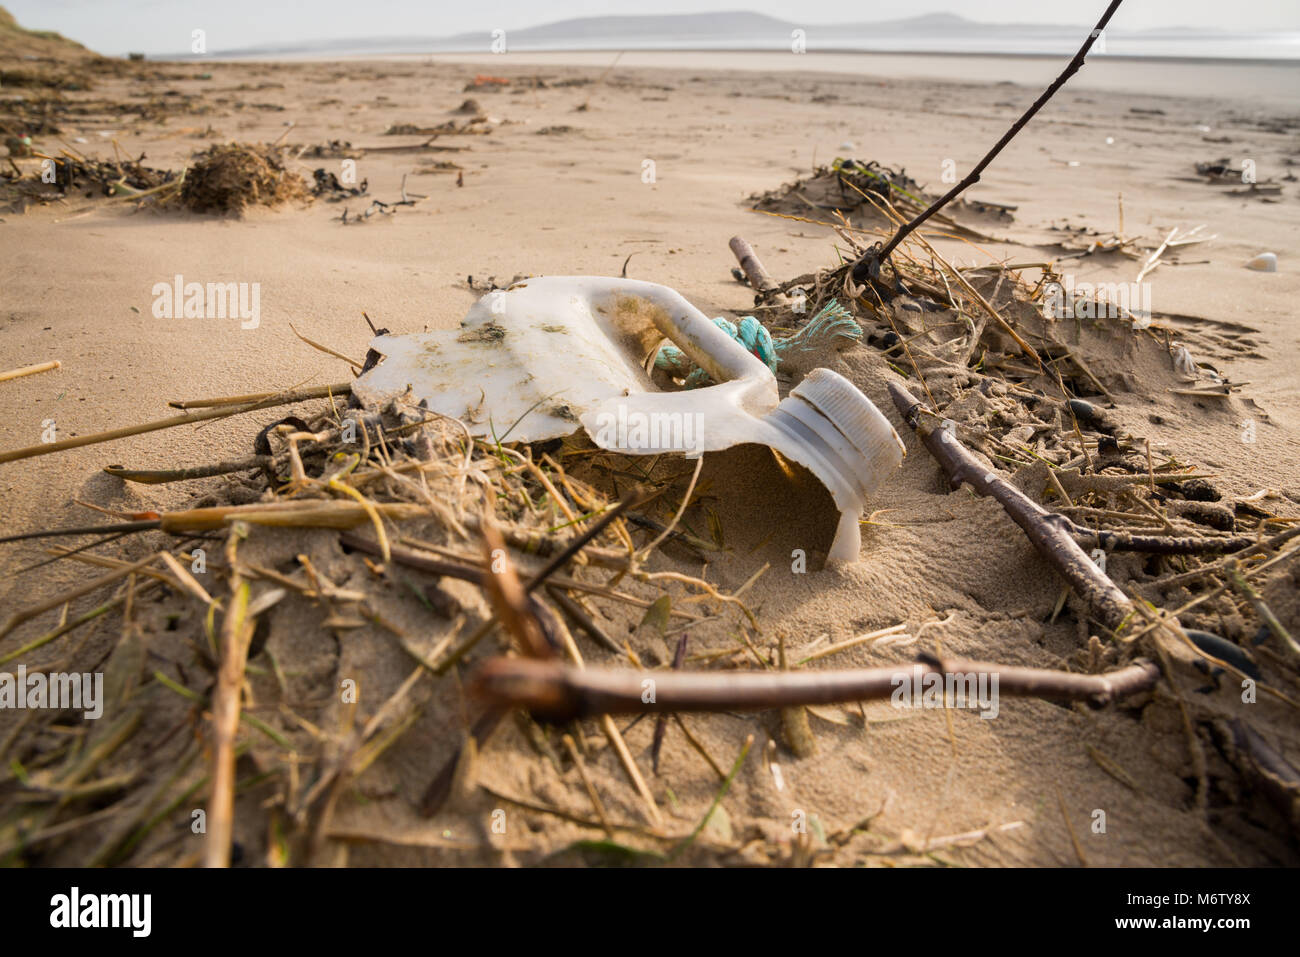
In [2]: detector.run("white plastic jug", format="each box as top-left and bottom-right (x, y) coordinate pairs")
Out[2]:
(352, 276), (904, 562)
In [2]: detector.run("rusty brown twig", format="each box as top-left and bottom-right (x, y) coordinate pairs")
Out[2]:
(889, 381), (1133, 630)
(855, 0), (1124, 272)
(469, 654), (1159, 721)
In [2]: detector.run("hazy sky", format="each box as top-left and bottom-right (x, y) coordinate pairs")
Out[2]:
(11, 1), (1300, 55)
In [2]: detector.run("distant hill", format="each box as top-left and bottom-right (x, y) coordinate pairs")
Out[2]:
(450, 11), (795, 42)
(0, 4), (101, 64)
(197, 11), (1123, 57)
(52, 8), (1258, 61)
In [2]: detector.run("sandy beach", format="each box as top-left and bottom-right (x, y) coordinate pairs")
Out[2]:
(2, 20), (1299, 868)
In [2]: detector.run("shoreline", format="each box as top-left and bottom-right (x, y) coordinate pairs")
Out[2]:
(154, 48), (1300, 66)
(178, 48), (1300, 68)
(153, 49), (1300, 106)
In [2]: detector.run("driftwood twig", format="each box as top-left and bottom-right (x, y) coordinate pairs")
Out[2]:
(470, 654), (1160, 721)
(853, 0), (1123, 275)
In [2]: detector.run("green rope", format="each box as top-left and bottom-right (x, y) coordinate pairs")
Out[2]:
(654, 300), (861, 388)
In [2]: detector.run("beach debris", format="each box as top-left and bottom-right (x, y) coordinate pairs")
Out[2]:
(654, 301), (861, 386)
(3, 149), (175, 201)
(337, 174), (423, 223)
(750, 157), (1011, 237)
(885, 378), (1284, 710)
(0, 358), (60, 383)
(465, 74), (510, 91)
(295, 139), (361, 159)
(311, 167), (367, 200)
(1245, 252), (1278, 272)
(727, 235), (790, 306)
(0, 381), (351, 465)
(384, 118), (494, 137)
(1195, 157), (1281, 197)
(350, 136), (469, 155)
(351, 275), (904, 561)
(471, 654), (1162, 721)
(413, 160), (463, 175)
(3, 133), (31, 156)
(1172, 344), (1198, 378)
(1133, 224), (1214, 283)
(1195, 156), (1246, 182)
(453, 98), (483, 115)
(2, 360), (773, 861)
(1185, 629), (1260, 681)
(178, 142), (309, 214)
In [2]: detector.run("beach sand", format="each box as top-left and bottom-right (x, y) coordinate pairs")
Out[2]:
(1, 46), (1298, 866)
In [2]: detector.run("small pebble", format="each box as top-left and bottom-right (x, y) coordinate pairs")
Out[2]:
(877, 331), (902, 355)
(1068, 398), (1099, 423)
(1167, 500), (1235, 532)
(1186, 629), (1259, 681)
(1179, 478), (1221, 502)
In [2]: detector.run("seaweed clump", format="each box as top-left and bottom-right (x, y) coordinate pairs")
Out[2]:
(178, 142), (309, 214)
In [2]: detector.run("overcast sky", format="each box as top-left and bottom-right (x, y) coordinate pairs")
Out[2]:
(11, 1), (1300, 56)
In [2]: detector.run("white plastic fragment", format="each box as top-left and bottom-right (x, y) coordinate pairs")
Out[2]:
(352, 276), (905, 562)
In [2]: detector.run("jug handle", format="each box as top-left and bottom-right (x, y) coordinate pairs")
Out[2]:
(611, 279), (774, 389)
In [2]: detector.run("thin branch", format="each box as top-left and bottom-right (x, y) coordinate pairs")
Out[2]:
(854, 0), (1124, 277)
(470, 654), (1160, 721)
(888, 381), (1132, 630)
(729, 235), (783, 298)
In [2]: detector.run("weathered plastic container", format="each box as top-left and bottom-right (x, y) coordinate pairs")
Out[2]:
(353, 277), (904, 561)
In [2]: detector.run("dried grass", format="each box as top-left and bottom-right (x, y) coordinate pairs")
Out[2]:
(176, 142), (310, 214)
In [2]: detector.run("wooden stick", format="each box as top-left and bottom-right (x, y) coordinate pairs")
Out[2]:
(857, 0), (1123, 270)
(651, 635), (688, 773)
(546, 585), (623, 655)
(0, 383), (351, 465)
(728, 236), (783, 298)
(796, 623), (908, 665)
(470, 655), (1160, 720)
(0, 360), (60, 383)
(103, 457), (274, 485)
(523, 490), (640, 591)
(1135, 227), (1177, 284)
(889, 388), (1257, 559)
(169, 383), (352, 410)
(889, 381), (1132, 629)
(0, 501), (426, 545)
